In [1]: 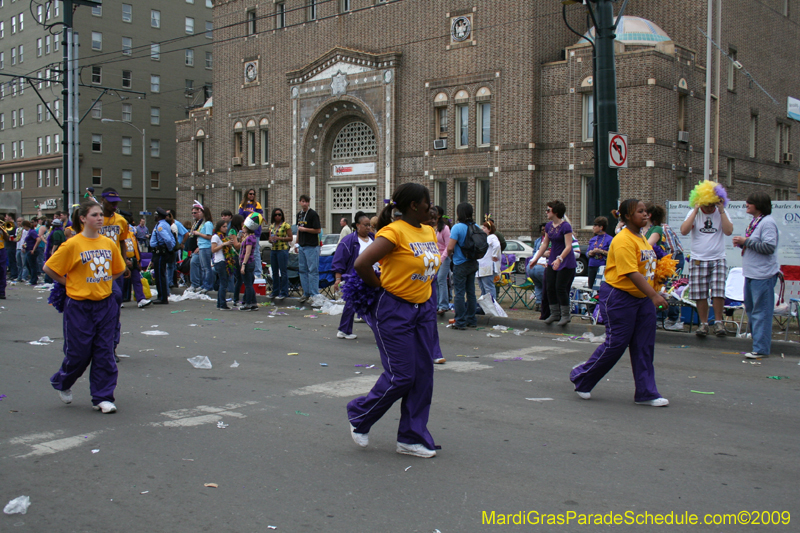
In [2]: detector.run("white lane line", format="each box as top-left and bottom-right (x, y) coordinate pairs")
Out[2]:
(13, 432), (101, 459)
(150, 401), (258, 428)
(487, 346), (576, 361)
(290, 376), (376, 398)
(9, 431), (64, 445)
(436, 361), (494, 372)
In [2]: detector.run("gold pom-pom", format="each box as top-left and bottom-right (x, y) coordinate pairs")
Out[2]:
(655, 254), (679, 285)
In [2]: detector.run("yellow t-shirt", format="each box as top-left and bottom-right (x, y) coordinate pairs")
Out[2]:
(376, 221), (440, 304)
(603, 229), (658, 298)
(100, 213), (130, 247)
(124, 224), (140, 260)
(45, 234), (126, 300)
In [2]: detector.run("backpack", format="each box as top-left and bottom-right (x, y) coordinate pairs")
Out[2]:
(461, 223), (489, 261)
(661, 224), (684, 255)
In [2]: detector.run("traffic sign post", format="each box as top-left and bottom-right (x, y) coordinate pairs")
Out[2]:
(608, 132), (628, 169)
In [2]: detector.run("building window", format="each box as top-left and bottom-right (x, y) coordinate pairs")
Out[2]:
(455, 179), (468, 206)
(476, 179), (490, 219)
(234, 132), (243, 158)
(0, 113), (3, 130)
(151, 75), (160, 93)
(581, 175), (598, 228)
(186, 17), (195, 34)
(331, 121), (377, 159)
(677, 177), (685, 201)
(92, 32), (102, 50)
(91, 100), (102, 119)
(92, 4), (102, 16)
(197, 139), (205, 171)
(151, 43), (160, 60)
(677, 93), (687, 133)
(276, 3), (286, 28)
(434, 180), (447, 209)
(45, 35), (51, 54)
(727, 47), (737, 92)
(37, 38), (42, 57)
(457, 105), (468, 148)
(91, 66), (102, 84)
(45, 169), (51, 186)
(37, 104), (42, 122)
(11, 110), (16, 128)
(54, 134), (59, 153)
(151, 10), (161, 28)
(185, 49), (194, 66)
(436, 107), (449, 139)
(0, 21), (4, 39)
(46, 136), (51, 154)
(122, 37), (132, 55)
(122, 4), (132, 23)
(122, 103), (132, 122)
(246, 131), (256, 165)
(37, 170), (43, 187)
(205, 52), (213, 69)
(122, 169), (132, 189)
(150, 139), (160, 157)
(55, 168), (60, 185)
(11, 48), (15, 66)
(0, 51), (4, 69)
(583, 93), (595, 142)
(308, 0), (317, 21)
(18, 108), (24, 126)
(92, 168), (102, 186)
(19, 14), (23, 31)
(18, 44), (23, 63)
(776, 123), (791, 163)
(13, 173), (17, 189)
(150, 107), (160, 125)
(207, 0), (214, 7)
(92, 134), (102, 152)
(205, 21), (213, 39)
(784, 0), (790, 16)
(122, 70), (132, 89)
(36, 5), (43, 23)
(749, 114), (757, 158)
(122, 136), (132, 155)
(477, 102), (491, 146)
(150, 171), (160, 189)
(726, 157), (735, 186)
(12, 142), (16, 159)
(247, 10), (256, 35)
(37, 138), (43, 156)
(260, 129), (269, 163)
(54, 100), (59, 119)
(341, 0), (351, 13)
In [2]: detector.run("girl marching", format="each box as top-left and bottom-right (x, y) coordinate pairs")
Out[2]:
(43, 200), (127, 413)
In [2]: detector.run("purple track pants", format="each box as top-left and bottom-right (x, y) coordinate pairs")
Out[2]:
(50, 296), (119, 405)
(347, 289), (437, 451)
(112, 276), (123, 348)
(0, 248), (6, 297)
(570, 284), (662, 402)
(338, 300), (356, 335)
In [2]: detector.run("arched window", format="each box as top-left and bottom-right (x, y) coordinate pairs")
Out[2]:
(331, 121), (377, 160)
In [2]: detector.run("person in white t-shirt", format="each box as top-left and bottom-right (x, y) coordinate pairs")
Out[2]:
(680, 197), (733, 337)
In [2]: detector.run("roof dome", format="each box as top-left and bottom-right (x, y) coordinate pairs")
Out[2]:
(578, 16), (671, 46)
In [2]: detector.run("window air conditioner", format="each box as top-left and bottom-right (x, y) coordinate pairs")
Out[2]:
(677, 131), (689, 143)
(232, 157), (243, 166)
(433, 139), (447, 150)
(783, 152), (794, 164)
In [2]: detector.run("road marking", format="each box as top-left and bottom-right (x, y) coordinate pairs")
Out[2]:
(486, 346), (576, 362)
(290, 376), (376, 398)
(10, 431), (101, 459)
(436, 361), (494, 372)
(150, 401), (258, 428)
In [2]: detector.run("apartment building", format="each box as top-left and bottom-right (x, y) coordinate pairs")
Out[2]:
(0, 0), (214, 219)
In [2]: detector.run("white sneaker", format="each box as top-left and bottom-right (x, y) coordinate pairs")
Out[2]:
(396, 442), (436, 458)
(185, 286), (197, 293)
(744, 352), (768, 359)
(635, 397), (669, 407)
(433, 358), (446, 364)
(354, 317), (365, 323)
(137, 299), (152, 308)
(59, 389), (72, 404)
(92, 401), (117, 413)
(337, 331), (357, 340)
(664, 321), (685, 331)
(576, 391), (591, 400)
(198, 289), (209, 295)
(350, 424), (368, 448)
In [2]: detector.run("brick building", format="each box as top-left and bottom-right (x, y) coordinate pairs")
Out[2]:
(176, 0), (798, 240)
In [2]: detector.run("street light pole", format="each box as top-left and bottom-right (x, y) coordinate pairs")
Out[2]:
(101, 118), (146, 217)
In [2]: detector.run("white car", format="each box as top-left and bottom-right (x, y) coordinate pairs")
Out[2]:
(320, 233), (340, 256)
(504, 239), (535, 273)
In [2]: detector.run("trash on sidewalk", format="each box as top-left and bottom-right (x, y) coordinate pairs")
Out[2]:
(690, 390), (715, 395)
(142, 330), (169, 336)
(230, 361), (239, 368)
(203, 483), (218, 488)
(29, 336), (55, 345)
(525, 398), (554, 402)
(512, 328), (530, 336)
(187, 356), (212, 369)
(492, 325), (510, 331)
(295, 411), (309, 416)
(766, 376), (789, 380)
(169, 291), (214, 302)
(319, 300), (345, 316)
(217, 421), (229, 428)
(3, 495), (31, 515)
(486, 333), (500, 338)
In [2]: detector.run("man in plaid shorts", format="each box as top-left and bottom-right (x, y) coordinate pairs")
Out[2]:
(680, 201), (733, 336)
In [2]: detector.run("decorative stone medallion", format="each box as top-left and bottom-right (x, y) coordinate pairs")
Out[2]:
(331, 71), (348, 97)
(244, 60), (258, 83)
(451, 15), (471, 42)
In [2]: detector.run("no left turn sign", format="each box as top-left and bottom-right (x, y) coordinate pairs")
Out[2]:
(609, 132), (628, 168)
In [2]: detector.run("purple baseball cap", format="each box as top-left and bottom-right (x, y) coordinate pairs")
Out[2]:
(101, 190), (122, 203)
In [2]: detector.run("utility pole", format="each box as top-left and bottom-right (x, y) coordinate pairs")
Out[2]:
(562, 0), (627, 219)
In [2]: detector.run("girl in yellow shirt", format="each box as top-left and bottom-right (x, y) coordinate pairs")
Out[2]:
(570, 199), (670, 407)
(43, 200), (126, 414)
(347, 183), (441, 458)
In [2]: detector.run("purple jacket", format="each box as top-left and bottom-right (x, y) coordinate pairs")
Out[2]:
(331, 231), (375, 275)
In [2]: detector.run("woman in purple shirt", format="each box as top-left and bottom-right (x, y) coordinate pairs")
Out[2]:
(528, 200), (577, 326)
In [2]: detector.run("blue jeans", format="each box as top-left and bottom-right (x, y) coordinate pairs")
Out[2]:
(26, 249), (41, 285)
(229, 260), (242, 303)
(253, 240), (263, 278)
(191, 248), (214, 290)
(298, 245), (319, 297)
(242, 262), (256, 306)
(526, 263), (546, 304)
(478, 275), (496, 301)
(452, 261), (477, 327)
(271, 249), (289, 297)
(166, 256), (176, 287)
(744, 275), (777, 355)
(214, 261), (229, 308)
(16, 249), (29, 281)
(436, 256), (451, 311)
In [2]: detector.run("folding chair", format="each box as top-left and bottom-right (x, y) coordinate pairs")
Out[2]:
(286, 253), (303, 297)
(509, 278), (536, 310)
(318, 255), (337, 299)
(723, 267), (746, 336)
(494, 260), (516, 303)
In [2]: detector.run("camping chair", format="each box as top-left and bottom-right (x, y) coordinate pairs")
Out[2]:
(318, 255), (337, 299)
(494, 260), (517, 303)
(509, 278), (536, 310)
(569, 277), (597, 323)
(722, 267), (746, 336)
(286, 253), (303, 297)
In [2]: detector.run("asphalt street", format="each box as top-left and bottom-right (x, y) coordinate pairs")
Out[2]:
(1, 282), (799, 532)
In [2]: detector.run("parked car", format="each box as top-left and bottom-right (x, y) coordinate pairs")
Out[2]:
(504, 239), (535, 274)
(516, 235), (589, 276)
(320, 233), (340, 256)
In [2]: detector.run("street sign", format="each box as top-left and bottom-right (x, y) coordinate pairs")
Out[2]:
(608, 132), (628, 168)
(139, 211), (152, 216)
